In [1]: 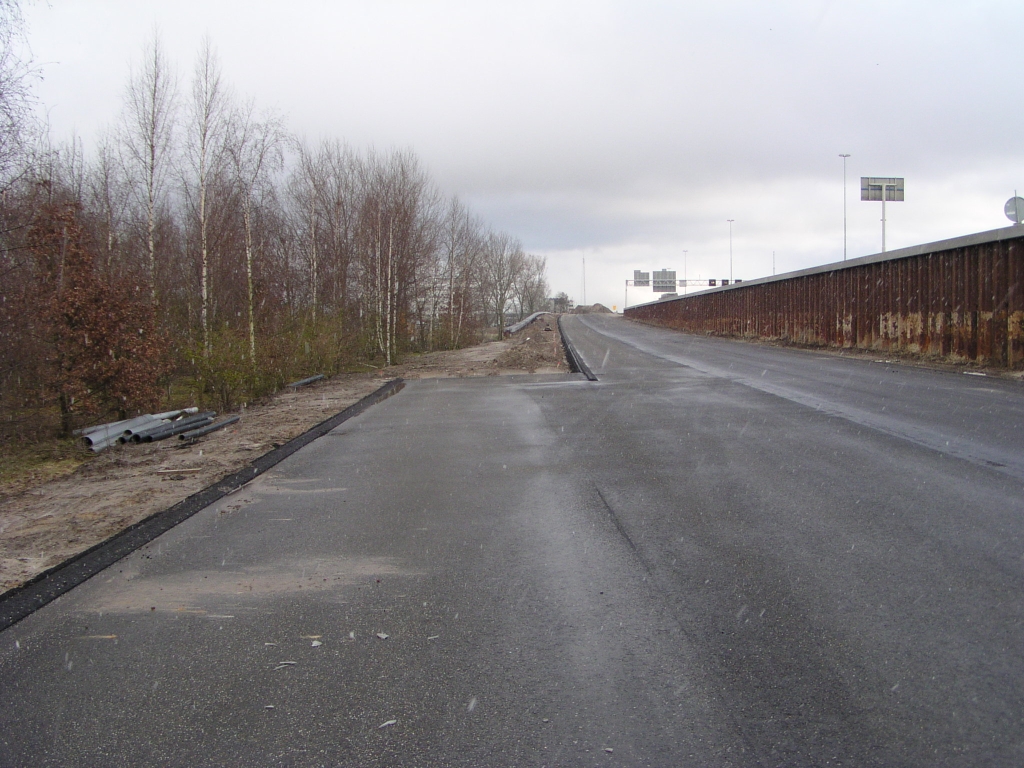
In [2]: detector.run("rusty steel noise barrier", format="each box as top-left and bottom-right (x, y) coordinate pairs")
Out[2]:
(625, 227), (1024, 368)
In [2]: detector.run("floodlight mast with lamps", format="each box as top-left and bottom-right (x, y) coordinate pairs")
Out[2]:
(839, 154), (850, 260)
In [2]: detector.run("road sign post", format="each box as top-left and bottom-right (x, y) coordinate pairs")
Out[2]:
(861, 177), (904, 252)
(1005, 195), (1024, 225)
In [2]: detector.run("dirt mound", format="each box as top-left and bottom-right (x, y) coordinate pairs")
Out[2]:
(572, 303), (614, 314)
(491, 314), (567, 374)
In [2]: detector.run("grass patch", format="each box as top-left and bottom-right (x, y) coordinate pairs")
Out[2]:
(0, 439), (91, 496)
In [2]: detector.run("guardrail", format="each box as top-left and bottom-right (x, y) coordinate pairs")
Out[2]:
(503, 312), (551, 336)
(558, 316), (598, 380)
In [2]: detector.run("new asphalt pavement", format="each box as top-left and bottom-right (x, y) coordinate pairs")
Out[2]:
(2, 314), (1023, 766)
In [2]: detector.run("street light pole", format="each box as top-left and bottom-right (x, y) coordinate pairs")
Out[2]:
(727, 220), (734, 283)
(683, 249), (688, 295)
(839, 154), (850, 260)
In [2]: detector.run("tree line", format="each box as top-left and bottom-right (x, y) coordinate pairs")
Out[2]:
(0, 21), (550, 441)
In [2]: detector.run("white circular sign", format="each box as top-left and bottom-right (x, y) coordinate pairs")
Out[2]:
(1005, 196), (1024, 223)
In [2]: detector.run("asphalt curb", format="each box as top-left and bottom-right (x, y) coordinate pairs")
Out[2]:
(0, 377), (405, 633)
(558, 315), (598, 381)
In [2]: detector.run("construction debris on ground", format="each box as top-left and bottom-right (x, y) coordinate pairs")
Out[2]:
(78, 409), (241, 452)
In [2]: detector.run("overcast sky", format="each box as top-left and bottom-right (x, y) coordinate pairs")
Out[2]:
(23, 0), (1024, 310)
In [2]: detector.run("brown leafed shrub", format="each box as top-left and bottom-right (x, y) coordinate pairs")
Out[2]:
(29, 204), (171, 434)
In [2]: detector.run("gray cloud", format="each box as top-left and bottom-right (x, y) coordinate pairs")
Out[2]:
(25, 0), (1024, 308)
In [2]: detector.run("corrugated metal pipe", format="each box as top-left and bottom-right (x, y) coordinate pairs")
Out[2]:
(75, 417), (135, 438)
(140, 412), (217, 443)
(287, 374), (325, 388)
(504, 312), (550, 336)
(82, 409), (200, 452)
(129, 411), (216, 443)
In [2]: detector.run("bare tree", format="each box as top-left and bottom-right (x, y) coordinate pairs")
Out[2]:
(357, 152), (397, 365)
(417, 197), (444, 351)
(226, 99), (284, 364)
(183, 37), (229, 356)
(31, 132), (85, 207)
(318, 139), (358, 320)
(289, 141), (326, 327)
(50, 135), (88, 211)
(513, 254), (549, 319)
(290, 138), (361, 329)
(87, 130), (132, 274)
(0, 27), (551, 436)
(437, 196), (483, 348)
(0, 0), (37, 190)
(480, 231), (525, 339)
(119, 32), (177, 302)
(355, 149), (433, 365)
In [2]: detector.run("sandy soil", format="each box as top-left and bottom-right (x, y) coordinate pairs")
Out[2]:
(0, 314), (568, 594)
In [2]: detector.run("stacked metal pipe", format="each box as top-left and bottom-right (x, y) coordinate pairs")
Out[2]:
(78, 407), (248, 451)
(79, 409), (199, 453)
(179, 415), (240, 440)
(132, 412), (217, 443)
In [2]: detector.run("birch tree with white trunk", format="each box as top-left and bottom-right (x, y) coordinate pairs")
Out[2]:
(290, 142), (327, 327)
(481, 231), (525, 339)
(226, 99), (284, 365)
(183, 37), (229, 356)
(0, 0), (38, 191)
(318, 140), (358, 319)
(88, 130), (132, 275)
(437, 196), (482, 349)
(119, 32), (176, 302)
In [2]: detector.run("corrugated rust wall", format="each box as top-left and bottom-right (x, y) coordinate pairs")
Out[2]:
(625, 227), (1024, 368)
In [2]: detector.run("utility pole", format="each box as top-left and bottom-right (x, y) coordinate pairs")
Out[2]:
(683, 250), (688, 295)
(727, 220), (734, 283)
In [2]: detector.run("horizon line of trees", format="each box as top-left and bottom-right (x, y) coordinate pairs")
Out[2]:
(0, 16), (552, 441)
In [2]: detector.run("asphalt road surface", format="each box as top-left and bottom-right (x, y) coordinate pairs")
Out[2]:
(2, 314), (1023, 767)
